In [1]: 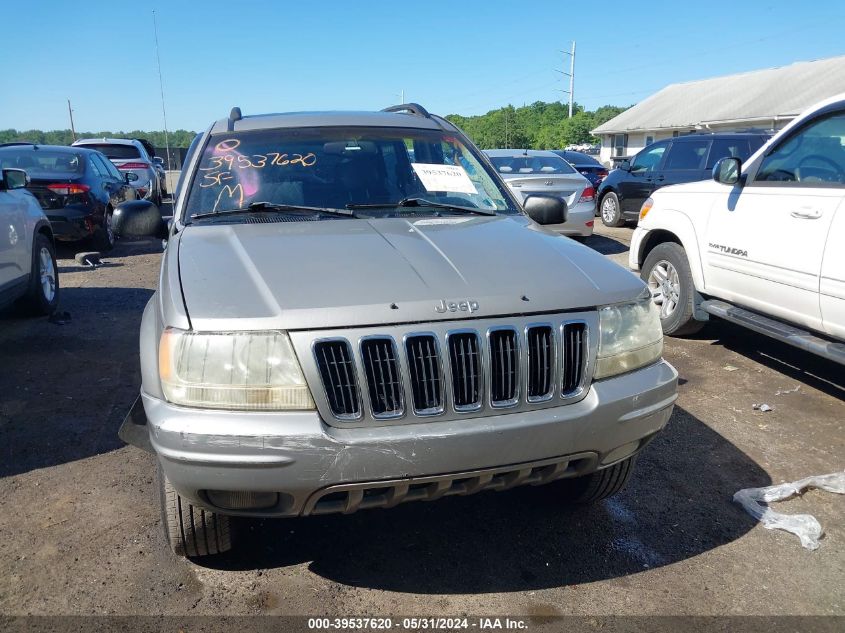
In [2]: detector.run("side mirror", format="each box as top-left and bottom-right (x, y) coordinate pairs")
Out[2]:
(1, 168), (29, 190)
(524, 194), (568, 225)
(153, 157), (164, 166)
(618, 160), (631, 172)
(124, 172), (139, 183)
(112, 200), (166, 238)
(713, 157), (741, 185)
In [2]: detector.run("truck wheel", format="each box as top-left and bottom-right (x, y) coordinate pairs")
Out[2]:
(157, 463), (232, 558)
(599, 192), (624, 227)
(641, 242), (704, 336)
(554, 456), (637, 504)
(18, 234), (59, 316)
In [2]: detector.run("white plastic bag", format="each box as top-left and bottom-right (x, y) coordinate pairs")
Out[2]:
(733, 471), (845, 550)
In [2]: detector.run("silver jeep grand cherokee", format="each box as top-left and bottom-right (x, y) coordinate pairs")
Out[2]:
(115, 104), (678, 558)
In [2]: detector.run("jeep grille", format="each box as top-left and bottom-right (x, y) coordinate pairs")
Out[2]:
(305, 314), (593, 425)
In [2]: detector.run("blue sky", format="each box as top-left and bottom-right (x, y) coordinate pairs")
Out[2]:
(2, 0), (844, 132)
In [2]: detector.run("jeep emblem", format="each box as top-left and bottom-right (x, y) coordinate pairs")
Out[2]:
(435, 299), (479, 313)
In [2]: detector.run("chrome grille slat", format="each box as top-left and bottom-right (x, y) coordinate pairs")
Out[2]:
(448, 331), (482, 410)
(561, 322), (588, 396)
(489, 328), (518, 407)
(314, 339), (361, 419)
(526, 325), (554, 402)
(361, 337), (403, 418)
(405, 334), (444, 415)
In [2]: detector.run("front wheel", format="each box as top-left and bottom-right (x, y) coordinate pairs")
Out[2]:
(599, 192), (624, 227)
(158, 463), (232, 558)
(641, 242), (704, 336)
(552, 456), (637, 504)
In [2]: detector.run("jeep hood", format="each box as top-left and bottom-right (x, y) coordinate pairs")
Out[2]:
(177, 216), (645, 331)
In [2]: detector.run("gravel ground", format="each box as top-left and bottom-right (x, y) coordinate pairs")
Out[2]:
(1, 212), (843, 622)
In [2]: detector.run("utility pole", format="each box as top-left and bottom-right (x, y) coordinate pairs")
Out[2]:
(67, 99), (76, 141)
(563, 41), (576, 118)
(152, 10), (172, 172)
(401, 89), (405, 103)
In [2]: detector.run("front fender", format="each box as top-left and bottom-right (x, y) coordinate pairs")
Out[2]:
(637, 209), (706, 291)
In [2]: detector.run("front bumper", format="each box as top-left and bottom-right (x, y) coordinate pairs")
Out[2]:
(143, 360), (677, 517)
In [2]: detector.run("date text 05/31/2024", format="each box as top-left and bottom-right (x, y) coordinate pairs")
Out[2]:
(307, 617), (529, 630)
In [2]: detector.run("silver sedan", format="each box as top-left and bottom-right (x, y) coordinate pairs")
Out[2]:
(484, 149), (595, 238)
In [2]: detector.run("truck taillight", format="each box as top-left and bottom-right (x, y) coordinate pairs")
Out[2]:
(119, 162), (150, 170)
(47, 183), (90, 195)
(578, 186), (595, 203)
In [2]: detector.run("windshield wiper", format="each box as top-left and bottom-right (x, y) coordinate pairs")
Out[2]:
(191, 201), (355, 220)
(346, 197), (497, 216)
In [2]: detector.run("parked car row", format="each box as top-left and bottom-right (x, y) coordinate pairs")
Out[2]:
(0, 135), (169, 259)
(0, 143), (142, 253)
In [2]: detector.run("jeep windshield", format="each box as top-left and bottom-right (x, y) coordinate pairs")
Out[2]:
(184, 127), (518, 220)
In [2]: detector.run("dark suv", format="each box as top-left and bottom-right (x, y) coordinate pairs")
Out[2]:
(596, 132), (769, 227)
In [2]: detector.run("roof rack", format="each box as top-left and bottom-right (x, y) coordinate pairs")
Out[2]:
(381, 103), (431, 119)
(228, 106), (243, 131)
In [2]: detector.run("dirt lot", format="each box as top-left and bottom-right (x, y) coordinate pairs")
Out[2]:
(1, 213), (843, 621)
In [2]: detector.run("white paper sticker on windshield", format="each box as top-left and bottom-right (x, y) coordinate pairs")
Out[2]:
(411, 163), (478, 194)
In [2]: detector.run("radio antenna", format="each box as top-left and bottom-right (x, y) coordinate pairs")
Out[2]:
(152, 10), (172, 173)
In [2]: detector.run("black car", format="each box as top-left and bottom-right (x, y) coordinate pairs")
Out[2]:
(551, 150), (609, 190)
(0, 144), (137, 251)
(596, 132), (769, 227)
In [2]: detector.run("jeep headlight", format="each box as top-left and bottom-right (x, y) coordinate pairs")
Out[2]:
(159, 329), (315, 410)
(594, 292), (663, 379)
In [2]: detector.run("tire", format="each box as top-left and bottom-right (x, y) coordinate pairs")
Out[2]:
(90, 209), (115, 252)
(18, 233), (59, 316)
(553, 456), (637, 504)
(599, 192), (624, 227)
(157, 462), (232, 558)
(641, 241), (705, 336)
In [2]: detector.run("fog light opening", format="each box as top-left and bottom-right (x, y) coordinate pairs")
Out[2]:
(206, 490), (279, 510)
(601, 440), (641, 466)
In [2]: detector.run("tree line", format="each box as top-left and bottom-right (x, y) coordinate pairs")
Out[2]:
(0, 100), (628, 151)
(446, 101), (628, 150)
(0, 129), (198, 148)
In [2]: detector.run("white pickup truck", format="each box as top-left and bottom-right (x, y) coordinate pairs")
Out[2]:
(629, 94), (845, 365)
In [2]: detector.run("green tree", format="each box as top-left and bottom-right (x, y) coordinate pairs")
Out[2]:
(445, 101), (629, 150)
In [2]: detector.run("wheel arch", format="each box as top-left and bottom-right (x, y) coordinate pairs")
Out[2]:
(34, 218), (55, 246)
(638, 210), (705, 291)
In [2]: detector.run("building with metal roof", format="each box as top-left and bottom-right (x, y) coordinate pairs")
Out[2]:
(591, 55), (845, 165)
